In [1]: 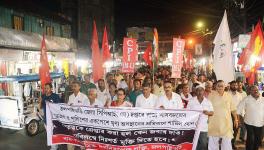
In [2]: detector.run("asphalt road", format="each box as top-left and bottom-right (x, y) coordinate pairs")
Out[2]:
(0, 126), (50, 150)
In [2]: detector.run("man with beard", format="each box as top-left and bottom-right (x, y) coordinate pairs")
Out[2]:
(128, 79), (142, 106)
(229, 81), (243, 150)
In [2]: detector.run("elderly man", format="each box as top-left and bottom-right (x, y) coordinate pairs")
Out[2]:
(187, 85), (214, 150)
(237, 86), (264, 150)
(135, 82), (158, 109)
(88, 88), (104, 107)
(156, 81), (183, 109)
(204, 81), (213, 98)
(208, 80), (238, 150)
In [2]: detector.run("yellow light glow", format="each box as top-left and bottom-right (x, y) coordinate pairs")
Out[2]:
(188, 39), (193, 45)
(196, 21), (204, 28)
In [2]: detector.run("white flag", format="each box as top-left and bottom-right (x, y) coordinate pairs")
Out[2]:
(213, 11), (234, 83)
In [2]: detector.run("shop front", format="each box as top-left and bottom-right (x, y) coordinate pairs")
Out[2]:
(0, 27), (77, 95)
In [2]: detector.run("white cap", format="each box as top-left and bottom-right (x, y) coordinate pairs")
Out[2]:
(196, 85), (205, 90)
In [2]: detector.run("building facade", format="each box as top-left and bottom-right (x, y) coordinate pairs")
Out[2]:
(0, 5), (77, 76)
(60, 0), (115, 59)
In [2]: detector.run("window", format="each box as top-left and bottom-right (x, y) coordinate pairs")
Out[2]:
(46, 26), (54, 36)
(13, 15), (24, 30)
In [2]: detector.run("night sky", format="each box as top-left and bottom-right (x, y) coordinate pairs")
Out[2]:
(1, 0), (264, 40)
(115, 0), (264, 39)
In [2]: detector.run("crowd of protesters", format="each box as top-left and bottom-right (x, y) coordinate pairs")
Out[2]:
(39, 65), (264, 150)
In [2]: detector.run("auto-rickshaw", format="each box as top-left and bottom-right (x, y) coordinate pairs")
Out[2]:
(0, 72), (64, 136)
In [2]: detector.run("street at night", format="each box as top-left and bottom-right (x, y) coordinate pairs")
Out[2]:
(0, 0), (264, 150)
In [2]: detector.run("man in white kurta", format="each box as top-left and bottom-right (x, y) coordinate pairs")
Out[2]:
(135, 82), (158, 109)
(67, 81), (89, 150)
(237, 86), (264, 150)
(156, 81), (183, 109)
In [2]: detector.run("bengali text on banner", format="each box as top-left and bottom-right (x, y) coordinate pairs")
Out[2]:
(46, 103), (201, 150)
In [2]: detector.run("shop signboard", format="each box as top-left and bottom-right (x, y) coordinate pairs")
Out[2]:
(0, 27), (76, 51)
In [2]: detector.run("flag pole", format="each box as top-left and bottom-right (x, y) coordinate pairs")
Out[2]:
(112, 41), (115, 70)
(152, 49), (155, 86)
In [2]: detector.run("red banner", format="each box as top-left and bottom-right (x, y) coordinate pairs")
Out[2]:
(171, 38), (185, 78)
(122, 38), (138, 73)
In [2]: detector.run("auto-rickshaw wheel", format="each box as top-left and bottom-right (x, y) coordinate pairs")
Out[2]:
(25, 119), (39, 136)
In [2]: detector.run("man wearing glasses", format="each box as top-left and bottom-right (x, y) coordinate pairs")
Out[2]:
(156, 80), (183, 109)
(208, 80), (238, 150)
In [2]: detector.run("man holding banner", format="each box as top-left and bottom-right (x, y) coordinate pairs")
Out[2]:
(187, 85), (214, 150)
(135, 82), (158, 109)
(46, 101), (202, 149)
(156, 80), (183, 109)
(67, 81), (90, 150)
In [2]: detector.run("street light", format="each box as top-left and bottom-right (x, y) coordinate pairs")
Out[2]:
(196, 21), (204, 29)
(188, 38), (194, 45)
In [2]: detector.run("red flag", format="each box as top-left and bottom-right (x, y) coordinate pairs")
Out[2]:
(1, 62), (7, 95)
(39, 34), (51, 91)
(238, 21), (264, 84)
(91, 21), (103, 82)
(102, 26), (111, 63)
(143, 43), (153, 68)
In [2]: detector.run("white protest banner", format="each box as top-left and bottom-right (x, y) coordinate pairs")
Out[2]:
(121, 38), (138, 73)
(171, 38), (185, 78)
(46, 103), (201, 150)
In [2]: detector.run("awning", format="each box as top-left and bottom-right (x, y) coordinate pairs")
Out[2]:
(0, 27), (77, 51)
(0, 72), (64, 83)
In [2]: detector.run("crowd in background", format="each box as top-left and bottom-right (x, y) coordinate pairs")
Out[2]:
(40, 65), (264, 150)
